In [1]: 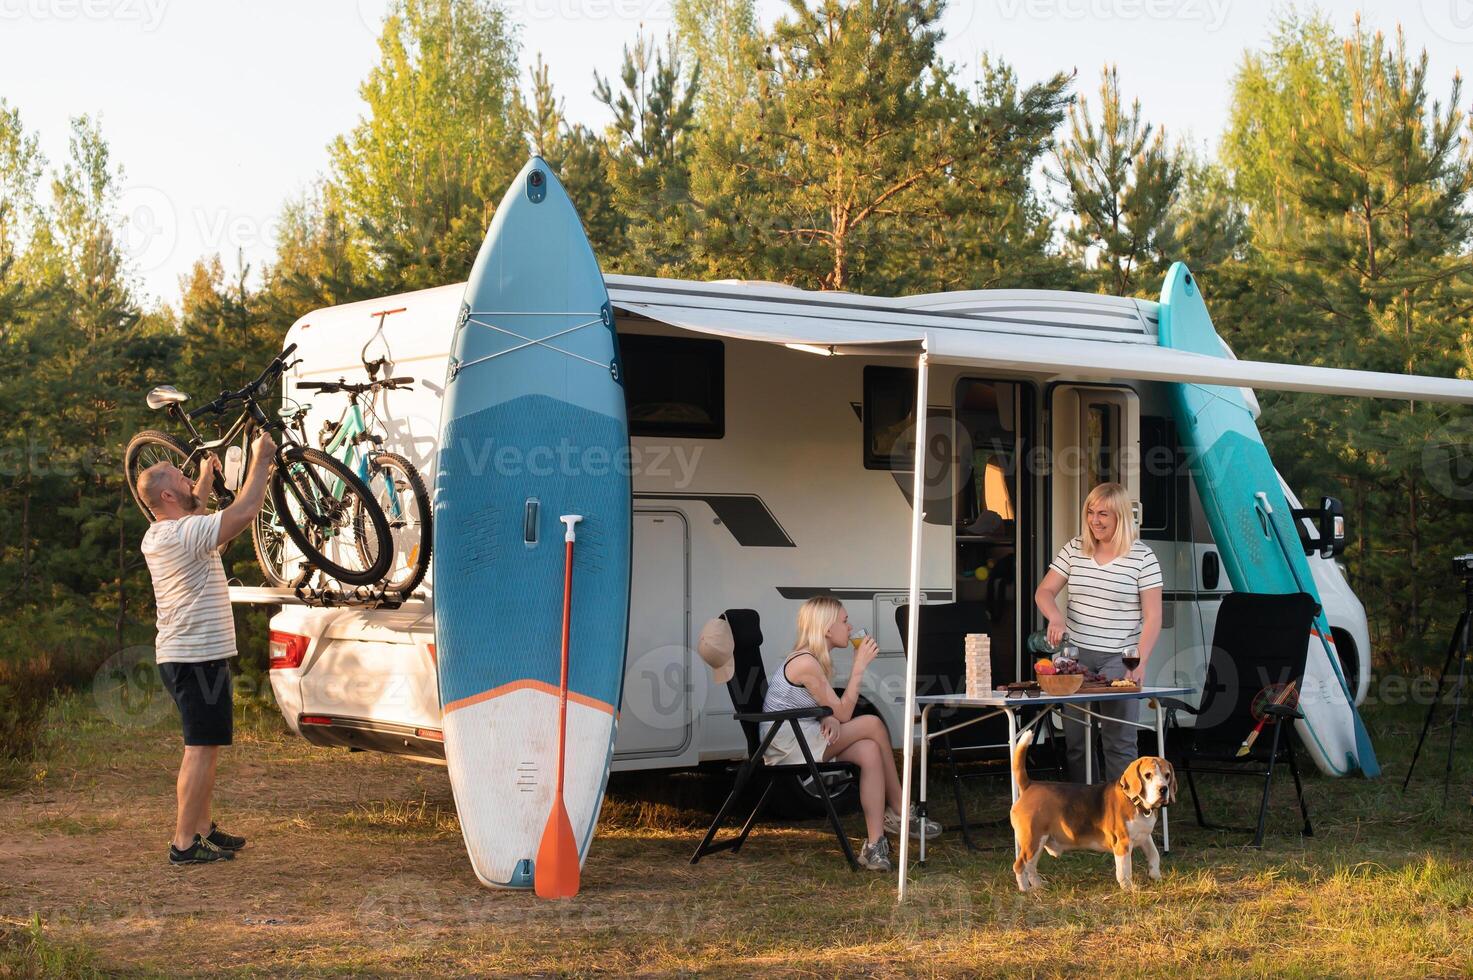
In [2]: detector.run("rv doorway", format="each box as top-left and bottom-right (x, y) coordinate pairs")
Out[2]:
(953, 379), (1034, 684)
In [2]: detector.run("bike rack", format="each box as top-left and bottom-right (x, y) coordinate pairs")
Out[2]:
(287, 565), (420, 610)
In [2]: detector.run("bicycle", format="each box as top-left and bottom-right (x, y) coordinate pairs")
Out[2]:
(124, 344), (394, 587)
(254, 371), (432, 594)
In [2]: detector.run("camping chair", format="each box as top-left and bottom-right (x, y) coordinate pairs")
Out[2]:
(896, 601), (1061, 847)
(1161, 591), (1317, 848)
(689, 609), (860, 870)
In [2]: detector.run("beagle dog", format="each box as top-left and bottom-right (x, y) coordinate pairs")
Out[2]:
(1008, 730), (1177, 892)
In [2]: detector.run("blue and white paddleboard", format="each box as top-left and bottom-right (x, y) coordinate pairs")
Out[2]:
(433, 157), (631, 888)
(1159, 262), (1379, 778)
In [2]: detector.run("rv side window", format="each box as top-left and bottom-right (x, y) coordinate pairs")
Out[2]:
(622, 334), (725, 439)
(1139, 415), (1173, 537)
(864, 366), (916, 470)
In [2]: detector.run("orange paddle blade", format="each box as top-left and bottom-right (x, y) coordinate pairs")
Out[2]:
(534, 797), (580, 899)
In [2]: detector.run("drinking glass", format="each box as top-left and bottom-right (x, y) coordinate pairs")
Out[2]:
(850, 627), (870, 651)
(1121, 645), (1141, 673)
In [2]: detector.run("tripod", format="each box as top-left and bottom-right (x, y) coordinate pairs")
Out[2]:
(1402, 576), (1472, 803)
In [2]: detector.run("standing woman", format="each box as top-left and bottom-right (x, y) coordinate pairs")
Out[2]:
(1034, 482), (1163, 783)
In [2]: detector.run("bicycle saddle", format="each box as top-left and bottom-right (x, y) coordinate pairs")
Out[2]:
(146, 385), (189, 410)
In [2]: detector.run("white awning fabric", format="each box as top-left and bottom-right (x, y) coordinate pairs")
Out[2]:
(613, 291), (1473, 404)
(924, 329), (1473, 403)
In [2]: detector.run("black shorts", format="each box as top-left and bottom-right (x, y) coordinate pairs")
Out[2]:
(158, 658), (234, 746)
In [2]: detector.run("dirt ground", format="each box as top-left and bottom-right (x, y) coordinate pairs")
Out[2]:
(2, 697), (1472, 977)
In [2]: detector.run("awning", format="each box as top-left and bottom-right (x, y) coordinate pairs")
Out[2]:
(926, 329), (1473, 404)
(612, 300), (925, 352)
(609, 277), (1473, 405)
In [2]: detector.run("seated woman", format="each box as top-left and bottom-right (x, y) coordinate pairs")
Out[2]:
(1034, 481), (1163, 783)
(762, 595), (940, 872)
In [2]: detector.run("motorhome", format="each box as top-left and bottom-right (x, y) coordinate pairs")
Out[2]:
(233, 274), (1382, 805)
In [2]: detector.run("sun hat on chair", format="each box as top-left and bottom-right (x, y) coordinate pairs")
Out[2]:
(696, 616), (735, 684)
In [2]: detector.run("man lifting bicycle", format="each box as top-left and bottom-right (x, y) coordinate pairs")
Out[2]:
(135, 429), (275, 865)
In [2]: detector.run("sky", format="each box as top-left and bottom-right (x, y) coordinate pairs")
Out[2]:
(2, 0), (1471, 308)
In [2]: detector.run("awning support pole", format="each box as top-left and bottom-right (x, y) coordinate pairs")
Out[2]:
(897, 348), (929, 901)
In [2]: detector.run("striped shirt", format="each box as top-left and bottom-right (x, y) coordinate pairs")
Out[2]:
(760, 653), (823, 742)
(1050, 537), (1163, 652)
(141, 512), (237, 664)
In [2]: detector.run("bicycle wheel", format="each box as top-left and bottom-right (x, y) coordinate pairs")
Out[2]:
(270, 446), (392, 586)
(356, 451), (433, 595)
(251, 489), (308, 587)
(125, 429), (197, 520)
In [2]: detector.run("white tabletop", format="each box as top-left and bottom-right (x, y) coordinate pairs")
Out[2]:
(916, 686), (1194, 709)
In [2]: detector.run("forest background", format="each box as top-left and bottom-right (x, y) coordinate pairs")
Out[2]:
(2, 0), (1471, 765)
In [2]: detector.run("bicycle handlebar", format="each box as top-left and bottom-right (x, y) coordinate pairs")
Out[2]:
(290, 375), (416, 395)
(186, 343), (298, 419)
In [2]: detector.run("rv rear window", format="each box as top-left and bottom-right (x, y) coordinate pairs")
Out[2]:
(864, 366), (917, 470)
(621, 334), (725, 439)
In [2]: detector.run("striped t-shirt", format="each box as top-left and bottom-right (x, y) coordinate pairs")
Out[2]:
(1049, 537), (1163, 652)
(141, 512), (237, 664)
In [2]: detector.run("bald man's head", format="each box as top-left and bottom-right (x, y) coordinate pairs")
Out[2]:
(137, 461), (201, 517)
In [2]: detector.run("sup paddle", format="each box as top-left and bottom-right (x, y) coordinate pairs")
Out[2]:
(536, 514), (583, 900)
(1254, 492), (1380, 776)
(1238, 681), (1299, 757)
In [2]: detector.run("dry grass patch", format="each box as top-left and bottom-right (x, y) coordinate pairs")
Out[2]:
(0, 695), (1470, 976)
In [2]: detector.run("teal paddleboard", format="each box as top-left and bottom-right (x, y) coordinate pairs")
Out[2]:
(434, 157), (632, 887)
(1159, 262), (1378, 778)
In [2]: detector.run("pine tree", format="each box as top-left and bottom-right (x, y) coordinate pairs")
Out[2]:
(674, 0), (760, 123)
(520, 55), (623, 262)
(1053, 65), (1183, 297)
(329, 0), (524, 289)
(690, 0), (1069, 293)
(594, 32), (702, 277)
(1223, 16), (1473, 671)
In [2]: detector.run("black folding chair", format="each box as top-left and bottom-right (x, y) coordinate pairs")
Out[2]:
(689, 609), (859, 869)
(1161, 591), (1317, 848)
(897, 602), (1062, 848)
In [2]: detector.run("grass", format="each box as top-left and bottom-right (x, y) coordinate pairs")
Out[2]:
(1, 691), (1471, 977)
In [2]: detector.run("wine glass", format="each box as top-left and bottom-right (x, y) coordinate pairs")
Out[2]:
(1121, 645), (1141, 678)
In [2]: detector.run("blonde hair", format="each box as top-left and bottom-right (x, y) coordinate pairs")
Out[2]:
(792, 595), (844, 679)
(1080, 482), (1136, 557)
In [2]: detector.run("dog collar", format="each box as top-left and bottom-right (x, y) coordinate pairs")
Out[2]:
(1123, 788), (1157, 813)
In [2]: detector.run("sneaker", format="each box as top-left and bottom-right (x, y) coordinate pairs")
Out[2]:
(169, 834), (235, 865)
(206, 823), (246, 851)
(884, 804), (942, 840)
(857, 836), (892, 872)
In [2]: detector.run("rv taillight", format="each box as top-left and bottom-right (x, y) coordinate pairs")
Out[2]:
(300, 715), (332, 726)
(269, 630), (309, 670)
(416, 728), (444, 742)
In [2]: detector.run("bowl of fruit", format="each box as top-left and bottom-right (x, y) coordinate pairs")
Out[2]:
(1034, 656), (1085, 696)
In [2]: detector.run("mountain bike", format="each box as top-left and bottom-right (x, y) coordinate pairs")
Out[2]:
(123, 344), (394, 587)
(252, 371), (432, 594)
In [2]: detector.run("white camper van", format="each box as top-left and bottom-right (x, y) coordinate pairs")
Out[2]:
(233, 275), (1376, 793)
